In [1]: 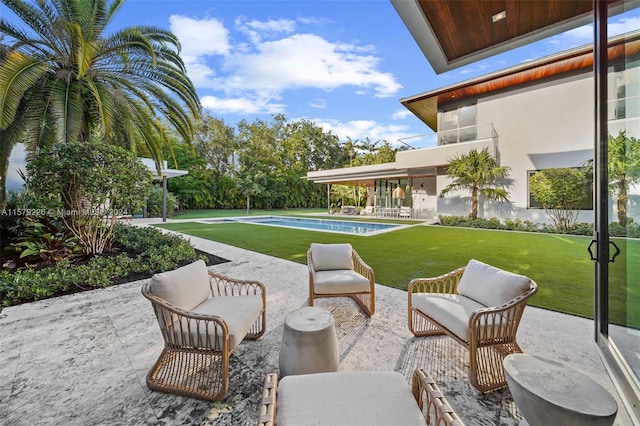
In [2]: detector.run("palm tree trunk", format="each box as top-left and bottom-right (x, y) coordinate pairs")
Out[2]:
(0, 139), (16, 208)
(471, 186), (478, 220)
(618, 178), (628, 225)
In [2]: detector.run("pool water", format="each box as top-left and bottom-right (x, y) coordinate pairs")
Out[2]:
(207, 216), (403, 235)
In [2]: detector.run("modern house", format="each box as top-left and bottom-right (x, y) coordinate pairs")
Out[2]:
(311, 1), (640, 420)
(307, 31), (640, 225)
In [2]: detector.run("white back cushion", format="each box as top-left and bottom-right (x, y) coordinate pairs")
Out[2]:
(310, 243), (354, 271)
(457, 259), (531, 307)
(150, 259), (210, 311)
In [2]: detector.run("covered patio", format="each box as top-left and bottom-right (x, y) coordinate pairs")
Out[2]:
(0, 223), (633, 425)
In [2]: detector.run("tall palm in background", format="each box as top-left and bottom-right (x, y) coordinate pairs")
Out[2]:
(440, 147), (512, 220)
(0, 0), (201, 206)
(608, 130), (640, 226)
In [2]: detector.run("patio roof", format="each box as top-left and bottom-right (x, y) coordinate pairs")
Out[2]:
(0, 221), (633, 424)
(390, 0), (630, 74)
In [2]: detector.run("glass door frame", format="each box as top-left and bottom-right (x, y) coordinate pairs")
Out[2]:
(594, 0), (640, 419)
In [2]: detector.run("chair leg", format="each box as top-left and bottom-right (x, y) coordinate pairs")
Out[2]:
(146, 346), (229, 401)
(350, 293), (374, 316)
(409, 308), (446, 337)
(469, 342), (521, 393)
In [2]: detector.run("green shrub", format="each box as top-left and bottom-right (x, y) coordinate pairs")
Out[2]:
(438, 215), (504, 229)
(146, 186), (179, 217)
(439, 215), (597, 236)
(0, 225), (207, 307)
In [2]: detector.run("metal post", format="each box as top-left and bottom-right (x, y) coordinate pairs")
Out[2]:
(162, 175), (167, 223)
(327, 184), (331, 214)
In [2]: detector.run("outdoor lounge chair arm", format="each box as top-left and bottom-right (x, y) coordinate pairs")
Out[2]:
(207, 271), (267, 298)
(352, 250), (375, 281)
(407, 266), (465, 295)
(258, 373), (278, 426)
(468, 282), (539, 343)
(142, 288), (230, 352)
(412, 369), (465, 426)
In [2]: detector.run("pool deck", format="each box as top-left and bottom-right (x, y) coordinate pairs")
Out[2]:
(0, 218), (636, 425)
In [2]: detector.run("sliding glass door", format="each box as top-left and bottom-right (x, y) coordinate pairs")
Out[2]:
(596, 0), (640, 418)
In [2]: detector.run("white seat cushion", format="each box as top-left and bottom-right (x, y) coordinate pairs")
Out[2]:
(310, 243), (354, 271)
(313, 270), (370, 294)
(411, 293), (486, 342)
(276, 371), (424, 426)
(149, 260), (210, 311)
(168, 295), (263, 350)
(457, 259), (532, 307)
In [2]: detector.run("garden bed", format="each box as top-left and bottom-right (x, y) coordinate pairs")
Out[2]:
(0, 224), (230, 308)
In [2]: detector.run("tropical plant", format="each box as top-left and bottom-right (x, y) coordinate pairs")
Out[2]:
(5, 216), (82, 264)
(25, 141), (152, 255)
(608, 131), (640, 226)
(529, 167), (589, 231)
(439, 147), (512, 219)
(0, 0), (201, 207)
(146, 185), (179, 217)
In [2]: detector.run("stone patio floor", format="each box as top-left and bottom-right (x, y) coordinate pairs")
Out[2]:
(0, 223), (635, 425)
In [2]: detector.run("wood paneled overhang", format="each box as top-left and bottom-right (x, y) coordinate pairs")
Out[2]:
(401, 31), (640, 131)
(391, 0), (627, 73)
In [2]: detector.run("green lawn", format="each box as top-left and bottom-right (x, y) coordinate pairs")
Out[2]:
(157, 220), (640, 328)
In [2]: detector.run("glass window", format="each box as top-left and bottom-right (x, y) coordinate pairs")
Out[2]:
(438, 102), (477, 145)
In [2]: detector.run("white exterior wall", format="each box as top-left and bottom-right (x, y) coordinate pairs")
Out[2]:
(437, 71), (595, 224)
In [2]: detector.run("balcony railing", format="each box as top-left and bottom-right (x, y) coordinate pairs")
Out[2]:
(396, 123), (498, 150)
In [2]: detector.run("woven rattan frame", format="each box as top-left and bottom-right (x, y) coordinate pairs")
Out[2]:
(142, 269), (266, 401)
(257, 369), (464, 426)
(307, 247), (375, 316)
(407, 267), (538, 393)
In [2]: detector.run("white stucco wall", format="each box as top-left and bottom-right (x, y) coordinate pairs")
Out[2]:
(437, 71), (596, 225)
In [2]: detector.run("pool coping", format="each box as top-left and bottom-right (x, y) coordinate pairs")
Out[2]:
(195, 215), (415, 236)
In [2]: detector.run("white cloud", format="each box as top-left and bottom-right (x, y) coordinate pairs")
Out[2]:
(169, 15), (230, 58)
(310, 117), (412, 147)
(169, 14), (402, 114)
(309, 98), (327, 109)
(169, 15), (230, 88)
(200, 94), (285, 115)
(224, 33), (401, 98)
(235, 16), (296, 44)
(546, 13), (640, 51)
(610, 16), (640, 37)
(392, 109), (412, 120)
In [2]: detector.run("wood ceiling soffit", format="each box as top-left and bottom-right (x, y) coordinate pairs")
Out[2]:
(418, 0), (595, 62)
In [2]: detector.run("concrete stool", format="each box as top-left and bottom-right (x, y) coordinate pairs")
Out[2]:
(279, 306), (339, 377)
(503, 354), (617, 426)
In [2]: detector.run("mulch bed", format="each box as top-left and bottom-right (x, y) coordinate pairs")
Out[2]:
(109, 248), (231, 286)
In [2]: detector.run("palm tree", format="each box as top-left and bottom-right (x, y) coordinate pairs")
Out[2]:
(0, 0), (201, 206)
(440, 147), (511, 220)
(608, 130), (640, 226)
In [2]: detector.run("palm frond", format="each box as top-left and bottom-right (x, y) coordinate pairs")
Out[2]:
(0, 51), (48, 128)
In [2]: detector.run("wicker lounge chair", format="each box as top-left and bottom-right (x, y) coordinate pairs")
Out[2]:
(142, 259), (266, 401)
(307, 243), (375, 316)
(257, 369), (464, 426)
(408, 259), (538, 393)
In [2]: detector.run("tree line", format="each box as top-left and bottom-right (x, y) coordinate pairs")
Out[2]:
(164, 112), (397, 212)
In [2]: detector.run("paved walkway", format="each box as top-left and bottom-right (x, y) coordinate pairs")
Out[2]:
(0, 224), (634, 425)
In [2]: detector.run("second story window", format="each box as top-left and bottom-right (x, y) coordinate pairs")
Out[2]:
(439, 102), (477, 145)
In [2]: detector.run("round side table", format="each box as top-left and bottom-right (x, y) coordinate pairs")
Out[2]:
(503, 353), (617, 426)
(279, 306), (339, 377)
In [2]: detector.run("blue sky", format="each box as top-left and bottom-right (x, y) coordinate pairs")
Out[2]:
(3, 1), (640, 191)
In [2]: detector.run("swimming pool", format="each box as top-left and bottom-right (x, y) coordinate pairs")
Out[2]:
(205, 216), (404, 235)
